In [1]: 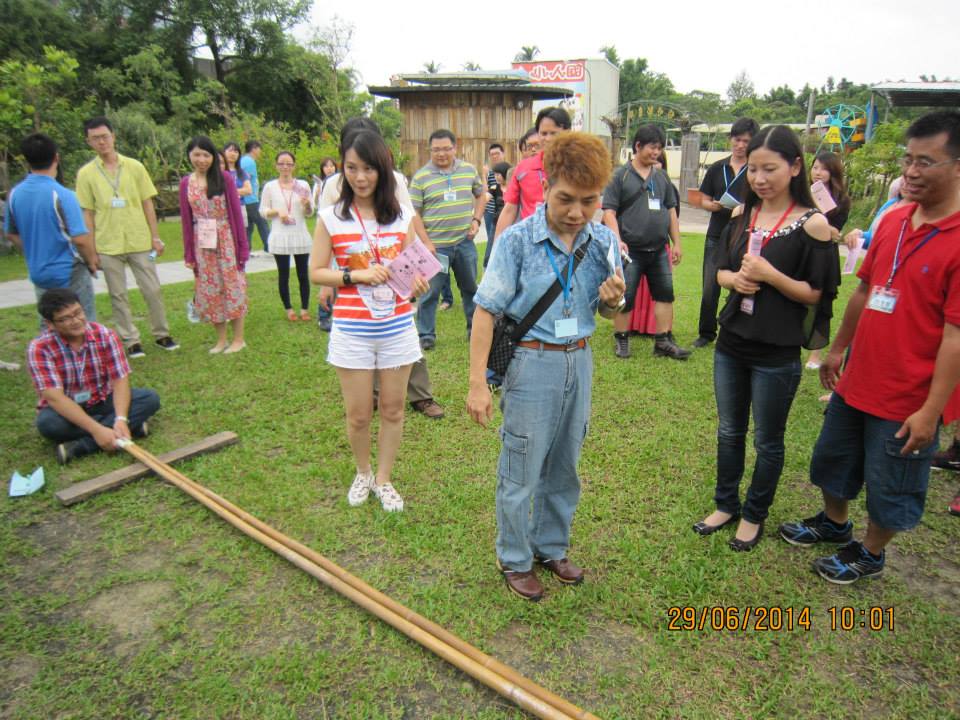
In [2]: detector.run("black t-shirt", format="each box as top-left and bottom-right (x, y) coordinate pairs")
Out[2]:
(715, 210), (841, 365)
(699, 156), (749, 239)
(602, 164), (677, 251)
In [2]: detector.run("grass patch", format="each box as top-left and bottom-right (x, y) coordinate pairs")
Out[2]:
(0, 231), (957, 719)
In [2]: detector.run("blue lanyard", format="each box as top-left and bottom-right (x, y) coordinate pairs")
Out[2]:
(887, 220), (940, 288)
(723, 164), (746, 193)
(544, 242), (575, 308)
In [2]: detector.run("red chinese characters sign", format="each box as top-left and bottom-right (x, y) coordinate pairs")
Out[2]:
(513, 60), (585, 84)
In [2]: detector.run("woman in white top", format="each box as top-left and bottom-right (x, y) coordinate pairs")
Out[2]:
(260, 151), (315, 321)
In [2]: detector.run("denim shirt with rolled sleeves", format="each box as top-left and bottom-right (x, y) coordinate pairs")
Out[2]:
(475, 204), (623, 344)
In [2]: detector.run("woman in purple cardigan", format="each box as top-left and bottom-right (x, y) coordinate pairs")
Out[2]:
(180, 136), (250, 354)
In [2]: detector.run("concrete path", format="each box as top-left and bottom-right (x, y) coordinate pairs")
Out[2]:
(0, 205), (712, 311)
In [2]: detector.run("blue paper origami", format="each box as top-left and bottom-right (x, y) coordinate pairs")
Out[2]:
(9, 467), (45, 497)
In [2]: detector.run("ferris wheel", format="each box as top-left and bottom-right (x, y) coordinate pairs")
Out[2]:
(816, 104), (866, 152)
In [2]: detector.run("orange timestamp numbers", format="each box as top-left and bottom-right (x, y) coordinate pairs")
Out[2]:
(667, 606), (895, 632)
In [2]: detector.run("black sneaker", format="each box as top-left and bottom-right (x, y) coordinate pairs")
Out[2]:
(127, 343), (146, 359)
(155, 336), (180, 351)
(812, 541), (885, 584)
(614, 332), (631, 359)
(779, 511), (853, 546)
(56, 440), (80, 465)
(692, 336), (713, 349)
(419, 337), (436, 351)
(932, 439), (960, 472)
(653, 332), (691, 360)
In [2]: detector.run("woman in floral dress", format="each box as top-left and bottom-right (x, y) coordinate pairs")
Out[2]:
(179, 135), (250, 353)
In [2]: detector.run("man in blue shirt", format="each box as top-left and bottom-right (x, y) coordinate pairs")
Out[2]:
(240, 140), (271, 253)
(467, 132), (626, 601)
(5, 133), (99, 320)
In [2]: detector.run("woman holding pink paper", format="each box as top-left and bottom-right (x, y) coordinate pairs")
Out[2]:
(693, 126), (838, 552)
(309, 130), (429, 513)
(260, 151), (315, 321)
(180, 135), (249, 354)
(811, 152), (851, 241)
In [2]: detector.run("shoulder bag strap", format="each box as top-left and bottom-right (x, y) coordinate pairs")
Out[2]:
(511, 236), (593, 339)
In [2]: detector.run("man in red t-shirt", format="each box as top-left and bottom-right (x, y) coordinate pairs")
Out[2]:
(779, 111), (960, 584)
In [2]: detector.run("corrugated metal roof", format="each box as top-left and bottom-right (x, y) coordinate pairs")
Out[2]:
(368, 84), (573, 99)
(871, 82), (960, 107)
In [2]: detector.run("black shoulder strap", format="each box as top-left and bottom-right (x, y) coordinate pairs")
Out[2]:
(615, 164), (647, 219)
(512, 236), (593, 339)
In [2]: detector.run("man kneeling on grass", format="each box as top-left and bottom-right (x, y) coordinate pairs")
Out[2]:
(27, 288), (160, 465)
(467, 132), (626, 601)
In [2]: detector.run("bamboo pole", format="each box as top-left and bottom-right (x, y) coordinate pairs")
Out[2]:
(118, 441), (598, 720)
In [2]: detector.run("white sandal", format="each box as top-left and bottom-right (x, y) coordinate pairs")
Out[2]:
(347, 470), (374, 506)
(371, 481), (404, 512)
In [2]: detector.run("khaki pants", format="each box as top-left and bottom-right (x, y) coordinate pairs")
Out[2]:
(373, 355), (434, 403)
(100, 251), (170, 347)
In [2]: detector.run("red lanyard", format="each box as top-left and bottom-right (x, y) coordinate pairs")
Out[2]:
(280, 180), (296, 215)
(353, 204), (382, 264)
(749, 201), (796, 249)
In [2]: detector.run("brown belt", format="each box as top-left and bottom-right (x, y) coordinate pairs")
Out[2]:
(515, 338), (589, 352)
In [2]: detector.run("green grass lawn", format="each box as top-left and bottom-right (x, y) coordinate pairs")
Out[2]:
(0, 232), (957, 719)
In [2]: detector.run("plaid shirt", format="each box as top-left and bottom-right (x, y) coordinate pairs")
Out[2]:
(27, 322), (130, 410)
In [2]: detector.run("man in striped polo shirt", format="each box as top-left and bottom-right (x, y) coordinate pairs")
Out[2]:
(410, 129), (486, 350)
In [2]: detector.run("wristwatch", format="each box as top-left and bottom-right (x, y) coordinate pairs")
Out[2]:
(342, 269), (353, 286)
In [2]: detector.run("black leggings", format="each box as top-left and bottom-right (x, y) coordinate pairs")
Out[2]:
(275, 253), (310, 310)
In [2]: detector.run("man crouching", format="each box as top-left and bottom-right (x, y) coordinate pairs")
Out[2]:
(467, 132), (626, 601)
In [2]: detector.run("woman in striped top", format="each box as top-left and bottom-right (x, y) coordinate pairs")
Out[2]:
(310, 130), (428, 512)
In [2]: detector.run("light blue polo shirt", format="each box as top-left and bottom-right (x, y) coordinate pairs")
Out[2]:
(239, 155), (260, 205)
(4, 174), (87, 287)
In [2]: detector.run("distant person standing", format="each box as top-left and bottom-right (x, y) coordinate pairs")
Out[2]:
(5, 133), (99, 320)
(694, 117), (758, 348)
(240, 140), (271, 254)
(483, 143), (506, 256)
(75, 116), (178, 358)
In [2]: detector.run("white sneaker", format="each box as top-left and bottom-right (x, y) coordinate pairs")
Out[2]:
(371, 481), (404, 512)
(347, 470), (374, 506)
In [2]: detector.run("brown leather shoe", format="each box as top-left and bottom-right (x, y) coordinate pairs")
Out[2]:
(497, 560), (544, 601)
(411, 399), (444, 419)
(535, 556), (584, 585)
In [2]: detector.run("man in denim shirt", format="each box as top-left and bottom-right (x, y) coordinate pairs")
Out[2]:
(467, 133), (626, 601)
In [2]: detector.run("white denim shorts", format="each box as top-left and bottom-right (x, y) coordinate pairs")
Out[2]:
(326, 323), (422, 370)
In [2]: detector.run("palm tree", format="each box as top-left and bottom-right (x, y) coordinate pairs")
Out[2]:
(513, 46), (540, 62)
(423, 61), (441, 74)
(463, 61), (482, 71)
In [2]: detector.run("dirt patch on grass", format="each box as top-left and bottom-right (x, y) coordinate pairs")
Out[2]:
(81, 580), (175, 657)
(888, 547), (960, 603)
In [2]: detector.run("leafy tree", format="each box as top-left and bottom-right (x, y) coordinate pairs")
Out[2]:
(618, 57), (675, 104)
(727, 70), (755, 104)
(422, 61), (441, 73)
(514, 46), (540, 62)
(765, 84), (796, 106)
(599, 45), (620, 67)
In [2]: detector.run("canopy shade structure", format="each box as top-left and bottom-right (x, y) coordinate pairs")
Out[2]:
(870, 82), (960, 108)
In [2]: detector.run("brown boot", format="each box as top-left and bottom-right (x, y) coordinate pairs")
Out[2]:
(497, 560), (544, 601)
(535, 556), (585, 585)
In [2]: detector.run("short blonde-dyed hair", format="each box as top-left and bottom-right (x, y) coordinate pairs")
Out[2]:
(543, 132), (612, 191)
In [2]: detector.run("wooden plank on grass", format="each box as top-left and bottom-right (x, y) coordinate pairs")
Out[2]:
(56, 431), (239, 506)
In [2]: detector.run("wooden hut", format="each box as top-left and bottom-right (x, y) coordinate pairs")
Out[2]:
(368, 72), (572, 176)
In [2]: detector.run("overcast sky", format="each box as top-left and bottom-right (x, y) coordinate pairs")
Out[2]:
(302, 0), (958, 107)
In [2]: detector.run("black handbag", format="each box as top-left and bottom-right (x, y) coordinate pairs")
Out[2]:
(486, 237), (592, 376)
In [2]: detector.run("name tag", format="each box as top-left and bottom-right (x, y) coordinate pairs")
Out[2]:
(197, 218), (218, 249)
(867, 285), (899, 314)
(740, 296), (755, 315)
(648, 197), (661, 211)
(73, 390), (91, 404)
(554, 317), (578, 338)
(111, 197), (126, 209)
(443, 191), (457, 202)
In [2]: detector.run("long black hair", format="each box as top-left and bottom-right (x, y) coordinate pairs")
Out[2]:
(814, 151), (851, 215)
(187, 135), (226, 199)
(733, 125), (816, 241)
(336, 130), (400, 225)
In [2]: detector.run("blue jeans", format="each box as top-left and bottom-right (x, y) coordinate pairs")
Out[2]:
(34, 258), (96, 324)
(713, 350), (802, 523)
(244, 203), (270, 253)
(698, 234), (722, 340)
(483, 211), (497, 267)
(810, 393), (938, 531)
(415, 239), (477, 341)
(36, 388), (160, 458)
(439, 273), (454, 306)
(496, 345), (592, 571)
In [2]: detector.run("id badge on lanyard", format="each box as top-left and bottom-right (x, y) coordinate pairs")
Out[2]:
(647, 192), (661, 211)
(357, 284), (396, 318)
(197, 217), (218, 249)
(111, 197), (126, 209)
(739, 230), (765, 315)
(867, 286), (899, 314)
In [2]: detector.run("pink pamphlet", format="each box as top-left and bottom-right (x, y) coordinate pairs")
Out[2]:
(386, 239), (443, 299)
(842, 230), (865, 275)
(810, 181), (836, 214)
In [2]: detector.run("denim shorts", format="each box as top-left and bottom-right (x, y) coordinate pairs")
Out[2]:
(327, 323), (422, 370)
(622, 245), (674, 310)
(810, 393), (938, 531)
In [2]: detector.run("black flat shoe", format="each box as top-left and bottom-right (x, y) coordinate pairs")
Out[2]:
(692, 512), (740, 536)
(729, 522), (764, 552)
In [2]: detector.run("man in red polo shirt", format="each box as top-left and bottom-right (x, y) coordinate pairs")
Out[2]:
(28, 288), (160, 464)
(779, 111), (960, 584)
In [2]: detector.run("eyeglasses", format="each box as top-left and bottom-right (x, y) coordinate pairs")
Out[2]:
(276, 162), (295, 167)
(87, 134), (112, 142)
(430, 146), (455, 154)
(52, 308), (85, 324)
(899, 155), (959, 171)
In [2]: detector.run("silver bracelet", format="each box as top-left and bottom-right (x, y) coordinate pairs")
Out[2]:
(115, 415), (128, 423)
